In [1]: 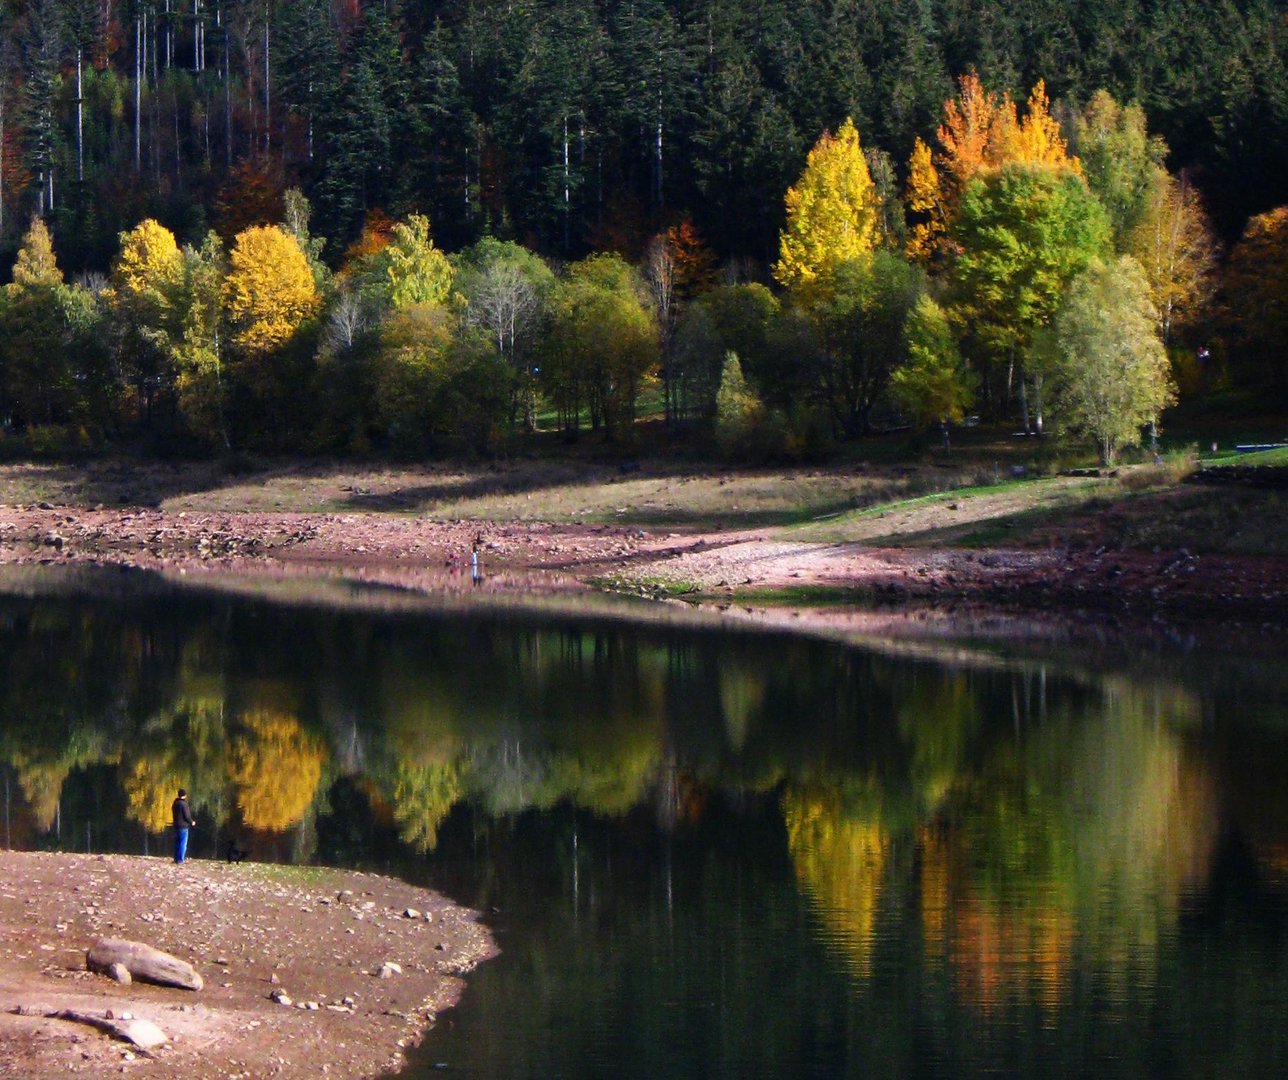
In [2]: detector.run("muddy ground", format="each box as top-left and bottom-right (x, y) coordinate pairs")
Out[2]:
(0, 852), (494, 1080)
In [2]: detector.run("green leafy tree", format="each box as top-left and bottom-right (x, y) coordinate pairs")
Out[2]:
(811, 251), (925, 437)
(673, 283), (781, 421)
(1072, 91), (1167, 247)
(173, 232), (231, 449)
(950, 164), (1111, 424)
(891, 295), (976, 439)
(1038, 256), (1176, 465)
(453, 238), (555, 431)
(713, 351), (764, 456)
(543, 253), (659, 439)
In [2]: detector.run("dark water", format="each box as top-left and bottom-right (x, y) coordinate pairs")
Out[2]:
(1, 567), (1285, 1078)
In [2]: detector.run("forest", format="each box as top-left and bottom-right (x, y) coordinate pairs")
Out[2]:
(0, 0), (1285, 460)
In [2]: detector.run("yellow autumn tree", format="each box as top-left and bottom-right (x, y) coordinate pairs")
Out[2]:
(105, 220), (185, 397)
(222, 224), (319, 355)
(10, 216), (62, 289)
(1013, 81), (1075, 169)
(905, 137), (946, 262)
(112, 219), (183, 299)
(909, 76), (1078, 264)
(774, 117), (878, 290)
(1127, 170), (1217, 347)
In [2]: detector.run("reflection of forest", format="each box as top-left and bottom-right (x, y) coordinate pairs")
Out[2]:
(783, 675), (1226, 1008)
(0, 584), (1284, 1012)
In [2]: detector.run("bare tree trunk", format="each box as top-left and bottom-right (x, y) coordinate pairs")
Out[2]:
(135, 16), (142, 172)
(76, 49), (84, 182)
(562, 114), (570, 253)
(223, 13), (231, 167)
(263, 19), (270, 152)
(654, 90), (663, 212)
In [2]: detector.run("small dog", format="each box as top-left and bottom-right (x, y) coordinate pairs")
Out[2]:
(224, 841), (248, 864)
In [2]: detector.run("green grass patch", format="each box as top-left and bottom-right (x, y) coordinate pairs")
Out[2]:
(723, 583), (883, 606)
(242, 862), (334, 886)
(1202, 445), (1288, 467)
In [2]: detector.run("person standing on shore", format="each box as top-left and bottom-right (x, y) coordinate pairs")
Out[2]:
(172, 788), (196, 863)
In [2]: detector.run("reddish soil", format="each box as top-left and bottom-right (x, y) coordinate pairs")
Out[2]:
(0, 852), (493, 1080)
(0, 502), (1283, 630)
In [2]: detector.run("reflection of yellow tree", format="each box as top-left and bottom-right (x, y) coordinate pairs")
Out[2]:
(123, 758), (186, 832)
(11, 737), (114, 831)
(783, 788), (888, 978)
(229, 711), (326, 829)
(123, 698), (229, 832)
(16, 758), (74, 830)
(392, 759), (462, 853)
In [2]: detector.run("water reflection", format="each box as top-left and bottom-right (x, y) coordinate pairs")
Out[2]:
(1, 568), (1286, 1076)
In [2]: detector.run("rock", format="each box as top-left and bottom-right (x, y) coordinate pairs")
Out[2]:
(48, 1010), (168, 1051)
(87, 938), (203, 991)
(106, 963), (132, 985)
(377, 962), (401, 979)
(403, 908), (420, 920)
(270, 990), (292, 1007)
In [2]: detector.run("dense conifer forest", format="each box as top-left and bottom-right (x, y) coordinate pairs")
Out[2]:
(3, 0), (1286, 268)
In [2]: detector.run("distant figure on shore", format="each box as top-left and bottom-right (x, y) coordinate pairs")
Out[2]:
(172, 788), (196, 864)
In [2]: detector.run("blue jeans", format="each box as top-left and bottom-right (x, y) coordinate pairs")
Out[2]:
(174, 827), (190, 863)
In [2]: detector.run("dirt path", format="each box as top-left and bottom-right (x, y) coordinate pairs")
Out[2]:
(0, 852), (494, 1080)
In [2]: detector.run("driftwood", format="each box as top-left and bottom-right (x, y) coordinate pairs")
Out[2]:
(86, 938), (204, 991)
(47, 1009), (169, 1050)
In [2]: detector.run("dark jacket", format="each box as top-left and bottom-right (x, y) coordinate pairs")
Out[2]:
(172, 796), (195, 829)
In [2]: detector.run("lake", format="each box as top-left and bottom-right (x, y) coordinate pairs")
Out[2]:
(1, 566), (1285, 1078)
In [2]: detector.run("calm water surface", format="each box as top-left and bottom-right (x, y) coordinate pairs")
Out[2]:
(0, 567), (1284, 1079)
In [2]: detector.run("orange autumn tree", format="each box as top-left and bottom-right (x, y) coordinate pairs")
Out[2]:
(907, 76), (1078, 263)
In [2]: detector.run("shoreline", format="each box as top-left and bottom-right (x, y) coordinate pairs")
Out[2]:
(0, 501), (1284, 641)
(0, 852), (496, 1079)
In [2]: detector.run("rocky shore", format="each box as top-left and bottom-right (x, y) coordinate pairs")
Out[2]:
(0, 852), (495, 1079)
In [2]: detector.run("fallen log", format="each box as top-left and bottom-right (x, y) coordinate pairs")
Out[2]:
(47, 1009), (169, 1050)
(86, 938), (204, 991)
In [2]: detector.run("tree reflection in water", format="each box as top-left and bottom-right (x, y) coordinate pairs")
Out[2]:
(0, 568), (1285, 1075)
